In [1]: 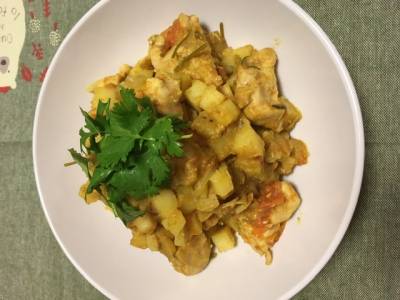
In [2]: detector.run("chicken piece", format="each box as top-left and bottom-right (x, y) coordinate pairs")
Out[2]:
(162, 18), (187, 53)
(262, 131), (292, 163)
(233, 48), (299, 132)
(262, 131), (309, 175)
(180, 54), (223, 87)
(280, 97), (302, 131)
(231, 181), (300, 263)
(172, 233), (212, 275)
(148, 34), (175, 72)
(155, 227), (177, 260)
(234, 48), (278, 104)
(290, 138), (308, 165)
(148, 13), (222, 86)
(233, 66), (261, 108)
(146, 14), (224, 115)
(144, 76), (183, 116)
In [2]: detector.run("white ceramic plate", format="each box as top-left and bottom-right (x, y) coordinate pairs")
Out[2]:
(33, 0), (364, 299)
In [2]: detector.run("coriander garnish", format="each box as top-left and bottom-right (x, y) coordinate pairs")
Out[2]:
(67, 87), (186, 225)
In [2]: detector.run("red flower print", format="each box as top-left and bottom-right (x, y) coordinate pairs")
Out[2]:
(21, 64), (33, 82)
(39, 67), (48, 82)
(0, 86), (11, 94)
(43, 0), (51, 18)
(32, 43), (44, 60)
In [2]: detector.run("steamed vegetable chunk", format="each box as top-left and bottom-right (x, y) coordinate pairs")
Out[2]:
(184, 79), (208, 110)
(211, 226), (236, 252)
(151, 190), (178, 218)
(209, 163), (234, 199)
(233, 117), (265, 158)
(191, 111), (225, 139)
(68, 13), (308, 276)
(208, 99), (240, 127)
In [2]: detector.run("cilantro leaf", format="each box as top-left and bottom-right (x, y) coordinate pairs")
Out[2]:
(80, 108), (101, 134)
(68, 148), (89, 177)
(110, 200), (144, 225)
(87, 166), (114, 193)
(110, 87), (152, 137)
(79, 108), (105, 152)
(145, 151), (170, 186)
(79, 128), (94, 152)
(95, 99), (111, 131)
(97, 135), (135, 168)
(69, 87), (187, 226)
(109, 165), (159, 199)
(144, 117), (184, 157)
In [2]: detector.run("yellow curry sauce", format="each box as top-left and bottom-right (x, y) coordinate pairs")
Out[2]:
(80, 13), (308, 275)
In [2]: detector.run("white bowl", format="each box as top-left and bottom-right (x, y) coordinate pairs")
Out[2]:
(33, 0), (364, 299)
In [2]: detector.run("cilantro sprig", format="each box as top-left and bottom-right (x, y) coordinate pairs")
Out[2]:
(68, 87), (185, 225)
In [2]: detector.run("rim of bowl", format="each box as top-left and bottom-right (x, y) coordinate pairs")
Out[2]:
(32, 1), (365, 299)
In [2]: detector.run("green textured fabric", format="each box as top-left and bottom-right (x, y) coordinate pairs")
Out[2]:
(0, 1), (399, 299)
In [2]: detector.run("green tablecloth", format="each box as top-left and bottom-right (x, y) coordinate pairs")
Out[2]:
(0, 1), (399, 299)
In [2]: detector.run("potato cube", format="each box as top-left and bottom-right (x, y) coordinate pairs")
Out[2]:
(199, 86), (225, 112)
(209, 164), (234, 199)
(128, 197), (151, 212)
(191, 111), (225, 139)
(129, 214), (157, 234)
(211, 226), (236, 252)
(92, 85), (118, 99)
(176, 186), (196, 214)
(233, 45), (255, 60)
(122, 66), (154, 95)
(151, 189), (178, 219)
(232, 117), (265, 158)
(184, 80), (208, 110)
(130, 233), (147, 249)
(208, 99), (240, 127)
(220, 83), (234, 98)
(161, 209), (186, 237)
(222, 48), (240, 74)
(174, 230), (186, 247)
(146, 234), (159, 251)
(234, 155), (264, 178)
(196, 192), (220, 212)
(209, 126), (236, 161)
